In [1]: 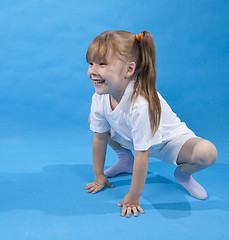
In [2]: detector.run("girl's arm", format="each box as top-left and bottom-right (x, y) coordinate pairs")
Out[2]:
(118, 148), (150, 217)
(93, 131), (108, 176)
(85, 131), (113, 193)
(129, 149), (150, 197)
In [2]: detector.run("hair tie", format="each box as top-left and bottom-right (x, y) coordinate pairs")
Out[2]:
(135, 33), (142, 42)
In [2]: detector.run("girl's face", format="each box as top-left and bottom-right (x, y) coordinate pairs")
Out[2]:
(87, 49), (132, 102)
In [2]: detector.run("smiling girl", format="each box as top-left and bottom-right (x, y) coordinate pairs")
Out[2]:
(85, 30), (217, 218)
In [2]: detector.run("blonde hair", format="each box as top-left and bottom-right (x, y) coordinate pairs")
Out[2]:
(86, 30), (161, 136)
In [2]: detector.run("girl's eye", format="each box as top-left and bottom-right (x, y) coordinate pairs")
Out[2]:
(89, 62), (93, 65)
(99, 62), (105, 66)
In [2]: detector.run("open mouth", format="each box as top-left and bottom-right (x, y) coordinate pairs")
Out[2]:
(92, 79), (106, 85)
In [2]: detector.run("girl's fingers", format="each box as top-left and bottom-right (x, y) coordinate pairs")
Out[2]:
(92, 185), (104, 194)
(85, 182), (106, 193)
(106, 181), (114, 188)
(85, 182), (95, 189)
(133, 207), (138, 217)
(87, 186), (97, 193)
(85, 182), (93, 186)
(137, 205), (144, 214)
(118, 200), (123, 207)
(120, 204), (144, 217)
(121, 206), (127, 217)
(85, 185), (93, 190)
(126, 207), (132, 218)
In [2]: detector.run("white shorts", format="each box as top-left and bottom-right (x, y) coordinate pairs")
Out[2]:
(110, 127), (198, 165)
(149, 132), (197, 165)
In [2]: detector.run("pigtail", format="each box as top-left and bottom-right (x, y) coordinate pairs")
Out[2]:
(131, 31), (161, 136)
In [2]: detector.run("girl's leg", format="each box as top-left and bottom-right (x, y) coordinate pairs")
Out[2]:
(104, 132), (134, 177)
(175, 137), (217, 199)
(176, 137), (217, 174)
(107, 132), (122, 150)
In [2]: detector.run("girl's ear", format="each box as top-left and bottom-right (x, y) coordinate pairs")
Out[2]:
(125, 62), (136, 78)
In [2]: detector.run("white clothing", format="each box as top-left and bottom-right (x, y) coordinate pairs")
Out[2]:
(90, 80), (196, 164)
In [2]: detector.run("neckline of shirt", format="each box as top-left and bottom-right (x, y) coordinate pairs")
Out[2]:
(107, 80), (135, 116)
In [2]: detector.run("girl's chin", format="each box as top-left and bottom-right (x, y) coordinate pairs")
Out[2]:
(94, 88), (108, 95)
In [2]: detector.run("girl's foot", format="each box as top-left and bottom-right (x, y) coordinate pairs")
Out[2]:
(104, 148), (134, 177)
(174, 166), (208, 200)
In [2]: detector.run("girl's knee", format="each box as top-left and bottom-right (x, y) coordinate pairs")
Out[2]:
(194, 140), (217, 166)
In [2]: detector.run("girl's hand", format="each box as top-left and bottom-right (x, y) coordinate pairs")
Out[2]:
(118, 193), (144, 217)
(85, 174), (113, 194)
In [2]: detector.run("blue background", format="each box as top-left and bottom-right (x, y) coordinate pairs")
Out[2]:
(0, 0), (228, 239)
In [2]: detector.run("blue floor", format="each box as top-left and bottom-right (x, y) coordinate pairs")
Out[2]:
(0, 127), (228, 239)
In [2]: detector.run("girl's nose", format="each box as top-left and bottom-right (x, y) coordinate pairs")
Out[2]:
(88, 64), (94, 73)
(89, 65), (100, 76)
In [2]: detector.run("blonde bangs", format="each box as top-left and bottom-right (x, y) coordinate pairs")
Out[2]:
(86, 32), (114, 64)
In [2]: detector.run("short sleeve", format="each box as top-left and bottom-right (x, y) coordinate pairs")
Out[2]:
(90, 94), (110, 133)
(130, 103), (162, 151)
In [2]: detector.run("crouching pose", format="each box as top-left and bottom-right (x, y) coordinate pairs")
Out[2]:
(85, 30), (217, 218)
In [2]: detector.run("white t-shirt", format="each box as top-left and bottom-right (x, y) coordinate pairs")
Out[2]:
(90, 80), (195, 152)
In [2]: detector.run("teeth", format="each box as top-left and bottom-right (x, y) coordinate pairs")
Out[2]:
(94, 80), (105, 83)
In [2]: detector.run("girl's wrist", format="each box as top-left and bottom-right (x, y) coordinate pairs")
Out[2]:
(128, 190), (141, 199)
(123, 192), (141, 206)
(129, 184), (143, 198)
(94, 172), (106, 180)
(93, 167), (105, 176)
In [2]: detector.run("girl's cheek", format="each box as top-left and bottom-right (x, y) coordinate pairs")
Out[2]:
(87, 67), (92, 77)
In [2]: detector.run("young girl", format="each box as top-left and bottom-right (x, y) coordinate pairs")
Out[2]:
(84, 30), (217, 218)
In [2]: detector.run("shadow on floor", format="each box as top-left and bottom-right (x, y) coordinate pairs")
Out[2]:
(0, 162), (228, 218)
